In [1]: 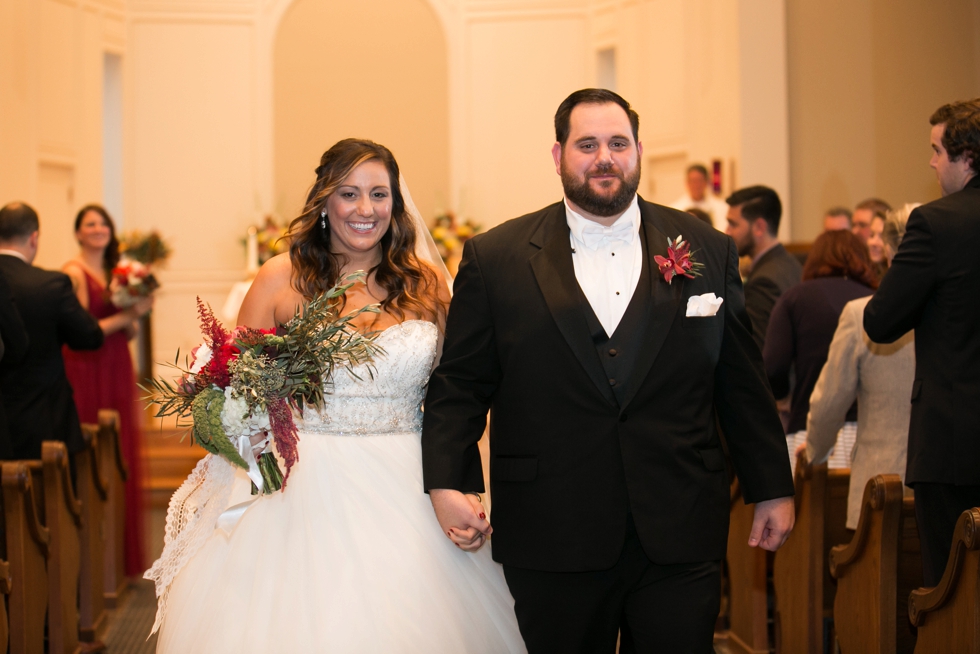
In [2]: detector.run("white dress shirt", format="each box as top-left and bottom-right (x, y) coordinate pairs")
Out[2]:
(565, 196), (643, 336)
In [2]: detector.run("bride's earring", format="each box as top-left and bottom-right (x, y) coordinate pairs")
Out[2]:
(320, 209), (327, 230)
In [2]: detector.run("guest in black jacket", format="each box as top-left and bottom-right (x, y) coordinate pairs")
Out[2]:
(764, 230), (877, 439)
(0, 202), (103, 459)
(0, 270), (29, 458)
(865, 98), (980, 586)
(724, 185), (803, 352)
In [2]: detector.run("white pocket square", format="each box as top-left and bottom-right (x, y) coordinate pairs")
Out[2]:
(686, 293), (723, 317)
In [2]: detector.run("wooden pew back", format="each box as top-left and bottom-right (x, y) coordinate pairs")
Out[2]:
(41, 440), (83, 654)
(1, 460), (49, 652)
(909, 507), (980, 653)
(99, 409), (129, 607)
(773, 450), (850, 654)
(727, 479), (772, 654)
(829, 474), (921, 654)
(77, 423), (109, 642)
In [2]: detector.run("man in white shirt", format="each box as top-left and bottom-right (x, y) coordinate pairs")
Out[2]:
(671, 163), (729, 232)
(423, 88), (795, 653)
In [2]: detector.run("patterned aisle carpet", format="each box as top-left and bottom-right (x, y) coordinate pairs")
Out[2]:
(102, 579), (158, 653)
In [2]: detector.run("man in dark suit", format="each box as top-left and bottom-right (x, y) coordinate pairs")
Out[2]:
(0, 270), (29, 458)
(724, 186), (802, 352)
(0, 202), (103, 459)
(422, 89), (795, 652)
(865, 98), (980, 587)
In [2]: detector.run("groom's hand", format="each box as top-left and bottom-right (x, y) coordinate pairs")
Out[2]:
(748, 496), (795, 551)
(429, 489), (492, 552)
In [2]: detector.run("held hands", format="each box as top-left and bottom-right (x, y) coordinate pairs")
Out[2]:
(128, 295), (155, 319)
(429, 489), (492, 552)
(748, 496), (795, 551)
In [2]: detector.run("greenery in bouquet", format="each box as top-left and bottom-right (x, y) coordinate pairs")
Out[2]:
(110, 259), (160, 308)
(119, 230), (172, 266)
(142, 272), (381, 495)
(429, 212), (481, 263)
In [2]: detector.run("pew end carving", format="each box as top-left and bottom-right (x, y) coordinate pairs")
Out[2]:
(830, 474), (921, 654)
(773, 449), (850, 654)
(908, 507), (980, 653)
(726, 478), (773, 653)
(99, 409), (130, 607)
(78, 423), (109, 643)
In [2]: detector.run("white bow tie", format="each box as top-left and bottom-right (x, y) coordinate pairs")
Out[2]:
(579, 221), (636, 250)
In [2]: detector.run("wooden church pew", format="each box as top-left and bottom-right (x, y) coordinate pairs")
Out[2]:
(0, 559), (10, 653)
(2, 459), (50, 652)
(99, 409), (129, 607)
(829, 474), (921, 654)
(40, 440), (84, 654)
(908, 507), (980, 653)
(727, 479), (772, 654)
(773, 449), (850, 654)
(77, 423), (109, 643)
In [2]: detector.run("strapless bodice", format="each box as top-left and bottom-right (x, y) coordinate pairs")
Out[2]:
(297, 320), (438, 435)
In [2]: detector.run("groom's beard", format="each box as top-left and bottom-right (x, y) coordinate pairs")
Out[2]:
(561, 160), (641, 218)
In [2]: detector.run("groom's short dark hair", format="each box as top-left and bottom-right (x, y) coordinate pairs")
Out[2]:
(555, 89), (640, 147)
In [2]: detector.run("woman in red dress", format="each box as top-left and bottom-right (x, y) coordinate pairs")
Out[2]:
(63, 205), (154, 575)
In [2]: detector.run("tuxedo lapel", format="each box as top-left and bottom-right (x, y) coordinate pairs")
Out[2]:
(620, 202), (684, 412)
(529, 205), (618, 406)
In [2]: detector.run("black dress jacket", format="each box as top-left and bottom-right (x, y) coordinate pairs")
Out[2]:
(744, 243), (802, 353)
(422, 198), (794, 571)
(0, 254), (103, 458)
(864, 175), (980, 486)
(0, 270), (29, 458)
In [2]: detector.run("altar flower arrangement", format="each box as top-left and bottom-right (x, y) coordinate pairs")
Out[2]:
(430, 212), (480, 263)
(654, 235), (705, 284)
(110, 259), (160, 307)
(119, 230), (172, 266)
(143, 273), (381, 494)
(255, 215), (290, 265)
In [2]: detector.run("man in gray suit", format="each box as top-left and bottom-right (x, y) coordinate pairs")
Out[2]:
(724, 186), (802, 351)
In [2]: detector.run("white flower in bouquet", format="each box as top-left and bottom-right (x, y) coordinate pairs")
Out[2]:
(220, 386), (271, 437)
(189, 344), (212, 375)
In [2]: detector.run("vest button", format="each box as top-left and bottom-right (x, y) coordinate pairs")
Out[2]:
(608, 378), (616, 386)
(608, 348), (618, 357)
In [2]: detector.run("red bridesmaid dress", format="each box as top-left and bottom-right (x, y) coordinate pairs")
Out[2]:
(63, 268), (145, 575)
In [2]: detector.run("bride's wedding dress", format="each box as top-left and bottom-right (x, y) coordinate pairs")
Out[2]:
(153, 320), (526, 653)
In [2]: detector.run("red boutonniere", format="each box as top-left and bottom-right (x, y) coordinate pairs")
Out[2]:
(654, 235), (705, 284)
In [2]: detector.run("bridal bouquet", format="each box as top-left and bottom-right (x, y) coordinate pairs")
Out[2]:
(143, 273), (381, 494)
(110, 259), (160, 307)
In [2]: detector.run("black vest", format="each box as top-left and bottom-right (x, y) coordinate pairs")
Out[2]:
(577, 228), (652, 407)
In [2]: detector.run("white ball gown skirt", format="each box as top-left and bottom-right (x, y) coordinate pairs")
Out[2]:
(152, 321), (526, 653)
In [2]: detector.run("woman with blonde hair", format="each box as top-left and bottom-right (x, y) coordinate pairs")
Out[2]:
(149, 139), (526, 653)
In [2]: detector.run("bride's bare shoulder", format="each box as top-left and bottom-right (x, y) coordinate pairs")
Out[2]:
(238, 253), (301, 328)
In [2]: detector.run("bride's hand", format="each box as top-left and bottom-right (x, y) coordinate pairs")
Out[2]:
(429, 489), (491, 552)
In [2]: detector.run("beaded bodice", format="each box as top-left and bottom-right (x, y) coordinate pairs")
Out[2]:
(298, 320), (438, 435)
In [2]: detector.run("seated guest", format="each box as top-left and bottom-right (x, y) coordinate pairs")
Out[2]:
(802, 205), (918, 529)
(0, 202), (103, 459)
(852, 197), (891, 244)
(823, 206), (852, 232)
(866, 209), (889, 281)
(725, 185), (802, 352)
(764, 231), (878, 466)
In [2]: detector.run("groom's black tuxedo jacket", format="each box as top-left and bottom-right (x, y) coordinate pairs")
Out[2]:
(422, 198), (794, 571)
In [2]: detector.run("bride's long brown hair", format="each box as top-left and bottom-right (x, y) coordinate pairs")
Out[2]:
(287, 139), (446, 323)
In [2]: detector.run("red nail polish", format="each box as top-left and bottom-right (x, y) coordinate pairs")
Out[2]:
(479, 512), (486, 520)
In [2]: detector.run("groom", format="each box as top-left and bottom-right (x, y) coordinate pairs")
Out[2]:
(422, 89), (795, 653)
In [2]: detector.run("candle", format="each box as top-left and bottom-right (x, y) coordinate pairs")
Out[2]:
(246, 226), (259, 274)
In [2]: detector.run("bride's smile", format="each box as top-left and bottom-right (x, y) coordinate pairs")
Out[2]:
(325, 159), (392, 261)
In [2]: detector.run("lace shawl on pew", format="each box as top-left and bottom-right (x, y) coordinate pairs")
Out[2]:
(144, 454), (234, 635)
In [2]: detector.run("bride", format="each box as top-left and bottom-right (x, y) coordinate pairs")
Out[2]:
(148, 139), (526, 653)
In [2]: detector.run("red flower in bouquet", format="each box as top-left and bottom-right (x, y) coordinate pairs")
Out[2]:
(654, 235), (705, 284)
